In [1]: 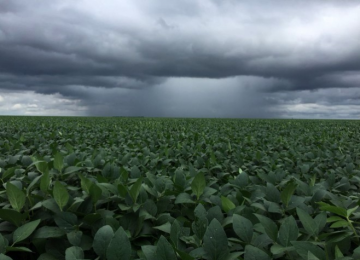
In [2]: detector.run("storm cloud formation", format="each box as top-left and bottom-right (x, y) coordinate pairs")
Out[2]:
(0, 0), (359, 118)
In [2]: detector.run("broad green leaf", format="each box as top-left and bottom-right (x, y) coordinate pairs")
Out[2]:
(154, 222), (172, 234)
(35, 161), (49, 175)
(117, 183), (128, 198)
(156, 236), (177, 260)
(317, 202), (347, 217)
(291, 241), (325, 260)
(207, 206), (224, 224)
(54, 152), (64, 172)
(244, 245), (270, 260)
(221, 196), (236, 213)
(192, 217), (208, 241)
(314, 212), (327, 234)
(335, 245), (344, 258)
(65, 246), (84, 260)
(89, 183), (102, 204)
(281, 180), (297, 208)
(0, 209), (25, 227)
(64, 166), (82, 175)
(54, 212), (77, 231)
(0, 234), (7, 254)
(203, 219), (229, 260)
(330, 220), (349, 228)
(189, 247), (206, 258)
(42, 198), (61, 214)
(296, 208), (318, 236)
(254, 214), (278, 242)
(193, 209), (209, 240)
(67, 230), (82, 246)
(327, 216), (345, 223)
(266, 183), (281, 203)
(234, 171), (248, 188)
(233, 214), (253, 243)
(26, 175), (42, 195)
(173, 169), (186, 190)
(353, 246), (360, 258)
(93, 225), (114, 258)
(270, 244), (294, 255)
(307, 251), (320, 260)
(32, 226), (65, 239)
(300, 164), (310, 175)
(78, 174), (92, 194)
(13, 219), (41, 244)
(278, 216), (299, 247)
(53, 181), (69, 211)
(40, 170), (50, 193)
(6, 182), (26, 212)
(191, 173), (206, 200)
(106, 226), (131, 260)
(142, 245), (157, 260)
(194, 203), (208, 219)
(170, 220), (183, 249)
(175, 193), (195, 204)
(6, 246), (32, 253)
(129, 177), (143, 204)
(0, 254), (12, 260)
(347, 206), (358, 217)
(175, 249), (195, 260)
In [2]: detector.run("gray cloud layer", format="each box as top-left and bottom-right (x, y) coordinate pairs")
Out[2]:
(0, 0), (359, 118)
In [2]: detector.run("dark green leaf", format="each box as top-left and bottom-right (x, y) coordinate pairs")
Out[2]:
(0, 234), (7, 254)
(175, 193), (195, 204)
(65, 246), (84, 260)
(13, 219), (41, 244)
(32, 226), (65, 239)
(291, 241), (325, 260)
(40, 170), (50, 193)
(53, 181), (69, 211)
(244, 245), (270, 260)
(67, 230), (82, 246)
(278, 216), (299, 247)
(129, 177), (143, 204)
(233, 214), (253, 243)
(296, 208), (318, 236)
(54, 152), (64, 172)
(89, 183), (102, 204)
(78, 174), (92, 194)
(156, 236), (177, 260)
(265, 183), (281, 203)
(221, 196), (236, 213)
(93, 225), (114, 258)
(35, 161), (49, 175)
(6, 246), (32, 253)
(0, 209), (25, 227)
(191, 173), (206, 200)
(281, 180), (297, 208)
(170, 220), (182, 249)
(0, 254), (12, 260)
(106, 226), (131, 260)
(254, 214), (278, 242)
(318, 202), (347, 217)
(6, 183), (26, 212)
(203, 219), (229, 260)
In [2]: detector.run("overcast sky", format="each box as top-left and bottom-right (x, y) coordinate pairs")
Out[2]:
(0, 0), (359, 118)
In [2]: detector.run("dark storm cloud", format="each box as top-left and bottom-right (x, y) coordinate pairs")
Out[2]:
(0, 0), (359, 117)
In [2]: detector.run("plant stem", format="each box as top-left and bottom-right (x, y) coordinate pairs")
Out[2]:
(347, 217), (359, 244)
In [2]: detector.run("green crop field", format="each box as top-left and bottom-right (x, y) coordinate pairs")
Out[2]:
(0, 116), (360, 260)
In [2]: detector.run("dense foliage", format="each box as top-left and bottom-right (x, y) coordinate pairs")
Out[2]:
(0, 117), (360, 260)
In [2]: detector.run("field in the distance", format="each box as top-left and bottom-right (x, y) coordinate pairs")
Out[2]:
(0, 117), (360, 260)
